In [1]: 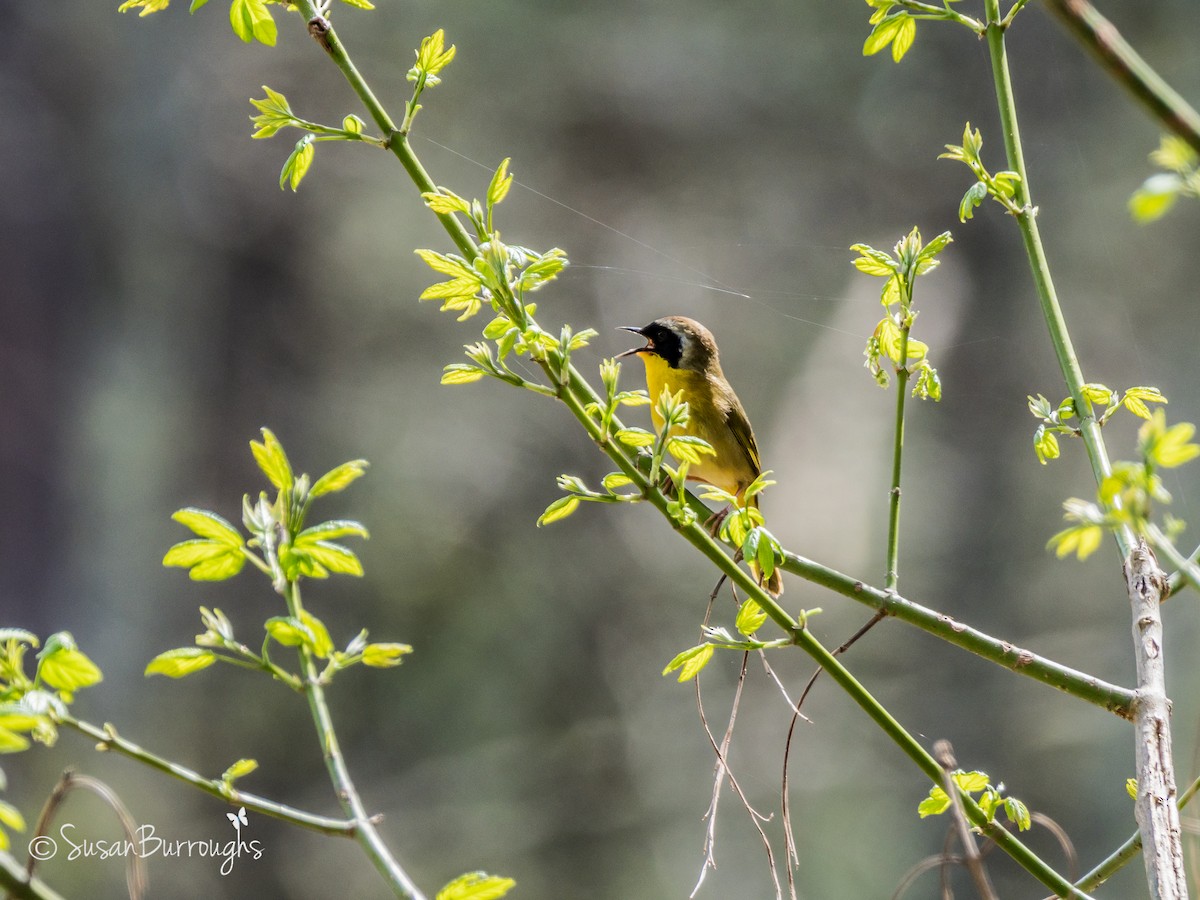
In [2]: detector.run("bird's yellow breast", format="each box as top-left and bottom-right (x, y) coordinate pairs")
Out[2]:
(637, 353), (758, 498)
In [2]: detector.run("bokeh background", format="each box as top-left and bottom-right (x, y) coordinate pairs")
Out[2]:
(5, 1), (1200, 897)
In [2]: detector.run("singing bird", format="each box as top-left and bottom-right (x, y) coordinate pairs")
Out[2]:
(618, 316), (783, 596)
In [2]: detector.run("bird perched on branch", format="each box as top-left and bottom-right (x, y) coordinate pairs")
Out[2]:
(618, 316), (783, 596)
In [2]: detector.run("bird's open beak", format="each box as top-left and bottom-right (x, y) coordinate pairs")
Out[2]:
(616, 325), (650, 358)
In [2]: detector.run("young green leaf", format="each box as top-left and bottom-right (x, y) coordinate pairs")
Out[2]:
(249, 86), (295, 138)
(488, 158), (514, 208)
(537, 495), (580, 527)
(441, 364), (486, 386)
(422, 189), (471, 216)
(1047, 524), (1104, 560)
(1130, 173), (1182, 223)
(436, 872), (517, 900)
(735, 599), (768, 636)
(145, 647), (217, 679)
(229, 0), (276, 46)
(280, 135), (315, 192)
(221, 758), (259, 785)
(1033, 425), (1060, 465)
(250, 428), (294, 491)
(362, 643), (414, 668)
(310, 460), (369, 498)
(37, 636), (103, 694)
(171, 508), (244, 546)
(615, 428), (656, 448)
(662, 644), (715, 682)
(918, 785), (951, 818)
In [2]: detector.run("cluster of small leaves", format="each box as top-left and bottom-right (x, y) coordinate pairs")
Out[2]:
(248, 86), (383, 192)
(662, 609), (819, 683)
(861, 0), (983, 64)
(853, 226), (948, 399)
(1048, 410), (1199, 560)
(862, 1), (916, 63)
(419, 165), (567, 322)
(163, 429), (368, 584)
(1130, 135), (1200, 223)
(939, 123), (1025, 221)
(538, 387), (715, 527)
(418, 165), (571, 397)
(1027, 384), (1167, 465)
(919, 770), (1032, 832)
(117, 0), (374, 47)
(403, 29), (457, 134)
(587, 357), (651, 445)
(699, 473), (784, 589)
(435, 871), (516, 900)
(156, 430), (409, 681)
(0, 630), (104, 846)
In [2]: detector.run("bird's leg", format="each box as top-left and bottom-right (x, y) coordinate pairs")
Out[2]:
(705, 505), (731, 537)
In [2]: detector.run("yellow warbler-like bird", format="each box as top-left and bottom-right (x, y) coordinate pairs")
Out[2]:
(618, 316), (783, 596)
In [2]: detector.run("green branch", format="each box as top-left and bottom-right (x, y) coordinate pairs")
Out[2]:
(59, 714), (356, 836)
(281, 579), (425, 899)
(983, 2), (1133, 558)
(776, 549), (1136, 717)
(1043, 0), (1200, 156)
(885, 287), (912, 592)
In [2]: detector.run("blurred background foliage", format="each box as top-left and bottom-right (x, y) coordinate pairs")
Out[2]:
(4, 0), (1200, 897)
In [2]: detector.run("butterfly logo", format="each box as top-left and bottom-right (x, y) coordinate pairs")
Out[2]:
(226, 807), (249, 838)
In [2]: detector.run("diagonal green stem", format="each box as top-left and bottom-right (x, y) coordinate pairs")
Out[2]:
(776, 549), (1136, 717)
(984, 2), (1129, 560)
(282, 582), (425, 900)
(1043, 0), (1200, 156)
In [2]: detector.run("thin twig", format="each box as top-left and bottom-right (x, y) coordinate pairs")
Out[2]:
(691, 653), (779, 900)
(26, 770), (146, 900)
(933, 740), (998, 900)
(59, 715), (356, 836)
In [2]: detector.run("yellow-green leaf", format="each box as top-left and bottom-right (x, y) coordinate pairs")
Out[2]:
(891, 13), (915, 62)
(1047, 524), (1104, 560)
(230, 0), (276, 45)
(172, 508), (243, 546)
(188, 548), (247, 581)
(537, 496), (579, 527)
(422, 190), (471, 215)
(918, 786), (950, 817)
(488, 158), (513, 208)
(310, 461), (369, 498)
(662, 644), (714, 682)
(362, 642), (414, 668)
(666, 435), (716, 466)
(145, 647), (217, 678)
(615, 428), (656, 448)
(250, 428), (293, 490)
(735, 600), (768, 636)
(222, 758), (259, 783)
(441, 365), (485, 385)
(0, 799), (26, 833)
(436, 872), (517, 900)
(39, 648), (103, 692)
